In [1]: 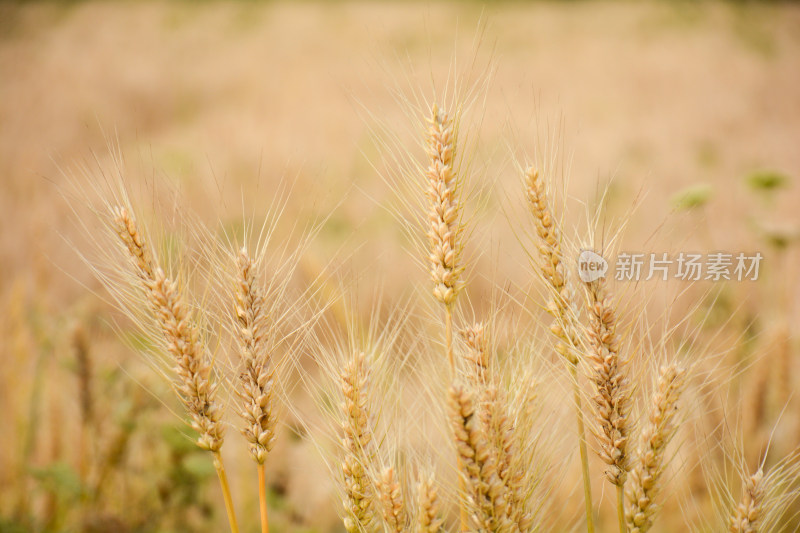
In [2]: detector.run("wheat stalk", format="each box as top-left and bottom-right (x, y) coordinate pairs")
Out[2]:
(585, 278), (631, 533)
(111, 206), (238, 533)
(524, 167), (594, 532)
(625, 364), (687, 533)
(232, 246), (276, 533)
(424, 102), (472, 530)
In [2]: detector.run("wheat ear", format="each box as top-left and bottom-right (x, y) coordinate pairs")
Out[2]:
(462, 323), (489, 387)
(461, 323), (529, 531)
(728, 469), (764, 533)
(448, 383), (510, 532)
(340, 352), (376, 532)
(415, 474), (444, 533)
(233, 247), (275, 533)
(625, 364), (687, 533)
(524, 167), (594, 532)
(585, 278), (631, 533)
(111, 206), (238, 533)
(426, 104), (464, 373)
(425, 103), (470, 530)
(377, 466), (407, 532)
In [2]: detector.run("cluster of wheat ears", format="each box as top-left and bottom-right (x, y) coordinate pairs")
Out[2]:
(80, 100), (799, 533)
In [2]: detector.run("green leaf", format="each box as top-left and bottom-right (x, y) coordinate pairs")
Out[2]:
(671, 183), (713, 211)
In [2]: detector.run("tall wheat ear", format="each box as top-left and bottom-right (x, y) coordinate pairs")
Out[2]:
(583, 275), (632, 533)
(217, 202), (323, 533)
(109, 205), (239, 533)
(523, 166), (594, 532)
(625, 363), (687, 533)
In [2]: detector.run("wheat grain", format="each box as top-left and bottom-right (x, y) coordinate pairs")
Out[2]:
(524, 166), (593, 532)
(523, 168), (580, 365)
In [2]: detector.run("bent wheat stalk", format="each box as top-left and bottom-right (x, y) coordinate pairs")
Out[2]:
(524, 167), (594, 533)
(111, 206), (239, 533)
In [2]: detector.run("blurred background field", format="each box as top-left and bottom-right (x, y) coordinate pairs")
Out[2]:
(1, 1), (799, 532)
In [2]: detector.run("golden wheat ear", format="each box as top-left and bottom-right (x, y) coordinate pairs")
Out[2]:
(584, 276), (632, 533)
(376, 466), (407, 532)
(340, 352), (378, 533)
(424, 103), (467, 378)
(110, 206), (238, 533)
(231, 246), (277, 533)
(460, 320), (532, 531)
(728, 469), (764, 532)
(523, 166), (594, 532)
(111, 206), (225, 452)
(447, 382), (510, 531)
(723, 446), (800, 533)
(233, 246), (277, 463)
(625, 364), (687, 533)
(415, 474), (444, 533)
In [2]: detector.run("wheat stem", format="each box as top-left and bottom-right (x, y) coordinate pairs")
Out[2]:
(571, 363), (595, 533)
(617, 484), (626, 533)
(445, 304), (455, 374)
(214, 451), (240, 533)
(258, 463), (270, 533)
(524, 167), (594, 533)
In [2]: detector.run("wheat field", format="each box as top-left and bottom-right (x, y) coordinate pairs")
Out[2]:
(1, 2), (799, 533)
